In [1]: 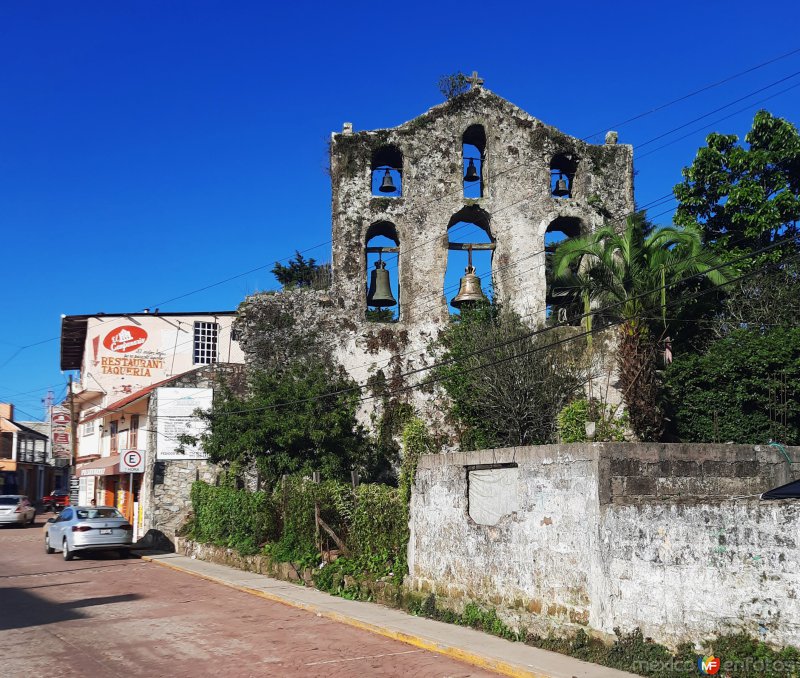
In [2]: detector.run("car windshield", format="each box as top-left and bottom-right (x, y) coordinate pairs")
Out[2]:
(0, 497), (21, 505)
(75, 508), (123, 520)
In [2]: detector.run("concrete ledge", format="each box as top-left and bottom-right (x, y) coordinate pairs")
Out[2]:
(141, 552), (640, 678)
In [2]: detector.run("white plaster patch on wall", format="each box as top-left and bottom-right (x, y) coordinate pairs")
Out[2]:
(468, 466), (519, 526)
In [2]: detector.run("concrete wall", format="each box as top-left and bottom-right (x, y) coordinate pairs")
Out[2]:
(408, 443), (800, 648)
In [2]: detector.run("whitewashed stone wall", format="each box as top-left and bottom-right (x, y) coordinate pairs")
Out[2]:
(408, 443), (800, 648)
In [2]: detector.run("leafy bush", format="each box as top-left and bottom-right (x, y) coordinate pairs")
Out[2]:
(349, 483), (407, 578)
(267, 477), (352, 565)
(433, 306), (588, 448)
(665, 328), (800, 444)
(557, 399), (627, 443)
(190, 477), (409, 581)
(189, 482), (278, 555)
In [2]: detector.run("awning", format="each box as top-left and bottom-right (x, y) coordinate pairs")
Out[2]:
(761, 478), (800, 500)
(76, 454), (120, 477)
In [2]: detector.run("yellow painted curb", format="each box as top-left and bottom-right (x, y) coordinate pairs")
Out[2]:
(141, 555), (549, 678)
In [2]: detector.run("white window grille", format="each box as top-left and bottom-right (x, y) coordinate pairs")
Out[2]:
(193, 322), (219, 365)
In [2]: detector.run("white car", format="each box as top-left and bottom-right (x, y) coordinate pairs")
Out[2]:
(0, 495), (36, 527)
(44, 505), (133, 560)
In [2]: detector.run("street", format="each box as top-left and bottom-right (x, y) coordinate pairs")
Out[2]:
(0, 515), (498, 678)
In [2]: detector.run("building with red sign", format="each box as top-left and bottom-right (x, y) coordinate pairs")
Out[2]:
(59, 311), (245, 537)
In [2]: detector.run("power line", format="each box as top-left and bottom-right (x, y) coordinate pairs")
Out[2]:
(637, 79), (800, 160)
(582, 45), (800, 141)
(636, 69), (800, 149)
(4, 59), (796, 375)
(169, 235), (798, 419)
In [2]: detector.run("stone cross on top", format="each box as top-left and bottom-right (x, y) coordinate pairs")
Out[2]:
(466, 71), (484, 89)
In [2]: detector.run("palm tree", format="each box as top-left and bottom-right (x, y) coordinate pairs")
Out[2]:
(552, 213), (732, 440)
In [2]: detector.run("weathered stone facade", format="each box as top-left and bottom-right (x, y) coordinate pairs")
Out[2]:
(238, 85), (633, 433)
(139, 363), (245, 546)
(409, 443), (800, 648)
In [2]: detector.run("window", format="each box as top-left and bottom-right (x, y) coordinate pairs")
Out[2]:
(193, 322), (219, 364)
(550, 154), (578, 199)
(110, 420), (119, 453)
(365, 221), (400, 321)
(467, 464), (519, 526)
(445, 206), (493, 313)
(545, 217), (584, 324)
(129, 414), (139, 449)
(83, 419), (96, 436)
(462, 124), (486, 199)
(371, 145), (403, 197)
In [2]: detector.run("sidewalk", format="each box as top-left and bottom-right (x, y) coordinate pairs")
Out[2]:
(140, 552), (640, 678)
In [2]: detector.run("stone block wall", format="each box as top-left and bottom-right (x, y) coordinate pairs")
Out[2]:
(139, 363), (245, 546)
(408, 443), (800, 648)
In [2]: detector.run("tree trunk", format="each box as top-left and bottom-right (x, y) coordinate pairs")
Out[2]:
(617, 320), (664, 441)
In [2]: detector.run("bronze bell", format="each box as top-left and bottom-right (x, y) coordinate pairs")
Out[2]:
(451, 264), (487, 309)
(553, 174), (570, 197)
(367, 260), (397, 307)
(464, 158), (480, 183)
(379, 169), (397, 193)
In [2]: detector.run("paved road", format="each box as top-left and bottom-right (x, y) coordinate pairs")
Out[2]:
(0, 515), (498, 678)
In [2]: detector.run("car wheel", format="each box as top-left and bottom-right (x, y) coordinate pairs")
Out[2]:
(118, 550), (129, 559)
(62, 538), (74, 561)
(45, 533), (54, 554)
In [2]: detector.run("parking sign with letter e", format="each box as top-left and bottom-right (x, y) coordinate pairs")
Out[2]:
(120, 449), (145, 473)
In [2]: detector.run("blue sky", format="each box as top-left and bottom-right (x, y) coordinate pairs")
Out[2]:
(2, 1), (800, 419)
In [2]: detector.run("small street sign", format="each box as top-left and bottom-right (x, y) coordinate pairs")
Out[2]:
(120, 449), (145, 473)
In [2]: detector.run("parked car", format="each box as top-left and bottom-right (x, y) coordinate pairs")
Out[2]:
(0, 495), (36, 527)
(44, 505), (133, 560)
(42, 489), (70, 512)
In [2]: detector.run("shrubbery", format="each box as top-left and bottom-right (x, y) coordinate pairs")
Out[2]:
(189, 477), (408, 578)
(188, 482), (279, 555)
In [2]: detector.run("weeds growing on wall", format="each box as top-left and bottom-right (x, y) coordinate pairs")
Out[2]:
(557, 399), (627, 443)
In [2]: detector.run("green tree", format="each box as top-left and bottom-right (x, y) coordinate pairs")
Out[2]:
(186, 360), (374, 489)
(552, 213), (731, 440)
(433, 305), (588, 449)
(437, 72), (470, 100)
(664, 327), (800, 444)
(272, 251), (331, 289)
(674, 110), (800, 268)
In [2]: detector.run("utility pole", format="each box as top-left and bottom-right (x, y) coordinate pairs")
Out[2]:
(67, 375), (78, 504)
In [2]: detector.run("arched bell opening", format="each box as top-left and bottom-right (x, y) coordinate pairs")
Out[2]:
(550, 154), (578, 199)
(365, 221), (400, 322)
(462, 124), (486, 199)
(445, 207), (494, 314)
(545, 216), (584, 326)
(371, 145), (403, 197)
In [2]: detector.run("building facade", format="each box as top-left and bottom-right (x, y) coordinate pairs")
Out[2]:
(0, 403), (61, 501)
(59, 311), (245, 536)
